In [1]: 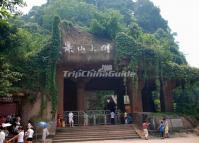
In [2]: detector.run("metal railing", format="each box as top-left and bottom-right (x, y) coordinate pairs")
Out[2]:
(64, 110), (121, 126)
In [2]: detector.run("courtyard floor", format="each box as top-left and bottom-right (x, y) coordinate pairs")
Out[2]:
(67, 134), (199, 143)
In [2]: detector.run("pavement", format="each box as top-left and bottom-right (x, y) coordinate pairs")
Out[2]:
(67, 134), (199, 143)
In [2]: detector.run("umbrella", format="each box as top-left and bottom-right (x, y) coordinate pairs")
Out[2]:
(2, 123), (12, 128)
(34, 121), (48, 142)
(36, 121), (48, 128)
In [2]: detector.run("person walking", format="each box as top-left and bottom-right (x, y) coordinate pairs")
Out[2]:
(68, 112), (74, 127)
(142, 120), (150, 140)
(159, 121), (165, 139)
(110, 111), (115, 125)
(124, 112), (128, 124)
(42, 126), (49, 143)
(163, 118), (169, 138)
(84, 112), (88, 126)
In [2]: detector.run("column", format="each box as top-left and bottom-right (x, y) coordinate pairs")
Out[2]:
(128, 79), (144, 113)
(160, 80), (176, 112)
(56, 66), (64, 115)
(77, 80), (86, 111)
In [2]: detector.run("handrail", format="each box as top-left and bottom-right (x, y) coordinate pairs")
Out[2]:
(63, 110), (121, 126)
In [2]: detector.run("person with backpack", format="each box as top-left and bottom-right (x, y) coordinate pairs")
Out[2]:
(159, 121), (165, 139)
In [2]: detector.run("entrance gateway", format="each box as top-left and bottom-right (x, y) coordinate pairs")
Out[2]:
(56, 27), (133, 125)
(56, 27), (173, 126)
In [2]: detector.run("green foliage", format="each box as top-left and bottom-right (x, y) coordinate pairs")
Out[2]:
(0, 0), (25, 19)
(94, 91), (114, 110)
(115, 32), (138, 62)
(0, 56), (22, 96)
(86, 0), (134, 25)
(162, 62), (199, 81)
(173, 82), (199, 117)
(45, 16), (61, 118)
(90, 10), (122, 39)
(24, 0), (96, 30)
(154, 28), (187, 64)
(0, 20), (18, 51)
(134, 0), (168, 33)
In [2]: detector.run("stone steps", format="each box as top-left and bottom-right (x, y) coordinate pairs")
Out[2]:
(53, 124), (139, 142)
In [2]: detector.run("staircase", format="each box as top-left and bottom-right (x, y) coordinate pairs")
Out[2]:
(53, 124), (139, 142)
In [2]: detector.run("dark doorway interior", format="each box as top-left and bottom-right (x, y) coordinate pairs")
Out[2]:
(64, 79), (77, 111)
(86, 77), (125, 112)
(141, 80), (156, 112)
(64, 77), (126, 112)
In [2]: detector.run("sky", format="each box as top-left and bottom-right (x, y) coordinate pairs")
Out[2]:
(22, 0), (199, 68)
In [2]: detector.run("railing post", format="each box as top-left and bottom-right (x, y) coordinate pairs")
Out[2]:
(93, 114), (96, 125)
(64, 110), (121, 126)
(104, 114), (107, 125)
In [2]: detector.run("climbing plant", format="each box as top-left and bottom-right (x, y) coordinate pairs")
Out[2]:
(45, 16), (61, 118)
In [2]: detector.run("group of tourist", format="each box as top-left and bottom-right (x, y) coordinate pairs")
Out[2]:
(0, 114), (51, 143)
(142, 118), (169, 140)
(67, 111), (89, 127)
(159, 118), (169, 139)
(0, 115), (35, 143)
(67, 111), (116, 126)
(66, 111), (132, 127)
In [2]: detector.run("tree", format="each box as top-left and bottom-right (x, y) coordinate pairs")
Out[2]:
(0, 0), (25, 19)
(86, 0), (134, 25)
(0, 20), (18, 51)
(173, 82), (199, 117)
(0, 56), (22, 96)
(90, 10), (123, 39)
(134, 0), (168, 33)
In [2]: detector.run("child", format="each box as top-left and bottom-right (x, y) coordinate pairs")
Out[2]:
(159, 121), (165, 139)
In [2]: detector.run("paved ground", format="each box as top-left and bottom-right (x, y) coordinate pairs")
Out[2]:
(69, 134), (199, 143)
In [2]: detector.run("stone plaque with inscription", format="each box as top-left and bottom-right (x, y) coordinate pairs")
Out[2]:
(170, 118), (184, 128)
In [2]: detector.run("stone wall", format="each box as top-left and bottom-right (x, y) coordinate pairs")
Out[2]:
(133, 112), (196, 131)
(21, 93), (53, 123)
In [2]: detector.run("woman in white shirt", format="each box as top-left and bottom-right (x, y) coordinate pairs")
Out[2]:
(18, 128), (24, 143)
(9, 126), (24, 143)
(25, 126), (34, 143)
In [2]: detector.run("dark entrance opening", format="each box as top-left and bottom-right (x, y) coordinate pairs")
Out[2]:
(86, 77), (125, 112)
(64, 78), (77, 111)
(141, 80), (156, 112)
(63, 77), (126, 112)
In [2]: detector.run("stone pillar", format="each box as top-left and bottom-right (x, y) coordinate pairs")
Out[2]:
(127, 79), (144, 113)
(116, 89), (125, 112)
(160, 80), (176, 112)
(77, 80), (86, 111)
(56, 66), (64, 115)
